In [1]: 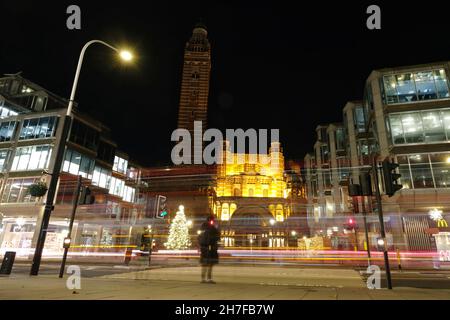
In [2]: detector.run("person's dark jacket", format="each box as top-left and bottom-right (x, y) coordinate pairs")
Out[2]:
(198, 222), (220, 265)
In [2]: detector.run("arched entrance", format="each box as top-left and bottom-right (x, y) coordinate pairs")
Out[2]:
(226, 205), (275, 247)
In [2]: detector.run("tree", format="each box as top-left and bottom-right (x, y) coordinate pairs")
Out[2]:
(164, 205), (191, 250)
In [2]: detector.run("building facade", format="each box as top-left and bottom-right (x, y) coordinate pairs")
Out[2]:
(364, 62), (450, 255)
(0, 74), (148, 259)
(304, 61), (450, 260)
(214, 141), (307, 248)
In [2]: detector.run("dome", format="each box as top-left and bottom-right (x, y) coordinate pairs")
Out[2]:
(194, 21), (207, 30)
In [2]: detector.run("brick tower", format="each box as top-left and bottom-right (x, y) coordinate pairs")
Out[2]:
(176, 22), (211, 163)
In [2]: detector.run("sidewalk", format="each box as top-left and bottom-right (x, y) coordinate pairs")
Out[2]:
(1, 267), (450, 300)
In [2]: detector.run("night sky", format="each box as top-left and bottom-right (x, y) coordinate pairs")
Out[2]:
(2, 1), (450, 166)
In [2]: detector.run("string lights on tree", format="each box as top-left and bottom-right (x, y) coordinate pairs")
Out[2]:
(164, 205), (192, 250)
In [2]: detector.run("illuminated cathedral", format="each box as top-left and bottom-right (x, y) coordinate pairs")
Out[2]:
(212, 141), (301, 247)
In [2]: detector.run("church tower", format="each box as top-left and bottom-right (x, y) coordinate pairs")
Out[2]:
(176, 22), (211, 163)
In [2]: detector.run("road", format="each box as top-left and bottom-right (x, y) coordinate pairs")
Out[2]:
(2, 264), (450, 300)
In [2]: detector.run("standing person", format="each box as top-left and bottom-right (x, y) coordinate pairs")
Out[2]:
(198, 215), (220, 283)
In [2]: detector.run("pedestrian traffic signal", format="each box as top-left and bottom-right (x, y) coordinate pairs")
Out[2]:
(345, 218), (356, 231)
(155, 195), (168, 219)
(381, 158), (402, 197)
(78, 186), (95, 205)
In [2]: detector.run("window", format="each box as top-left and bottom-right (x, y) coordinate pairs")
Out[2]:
(422, 111), (445, 142)
(62, 149), (94, 178)
(109, 177), (125, 197)
(430, 153), (450, 188)
(113, 156), (128, 174)
(396, 153), (450, 189)
(409, 154), (434, 189)
(69, 119), (99, 151)
(335, 128), (346, 151)
(337, 158), (350, 181)
(382, 69), (450, 105)
(320, 145), (329, 163)
(92, 166), (111, 189)
(353, 106), (367, 133)
(123, 186), (135, 203)
(32, 96), (47, 111)
(389, 114), (405, 144)
(415, 71), (437, 100)
(11, 145), (52, 171)
(397, 155), (412, 189)
(1, 178), (40, 203)
(0, 121), (16, 142)
(388, 108), (450, 145)
(0, 105), (18, 119)
(221, 203), (230, 221)
(97, 141), (115, 164)
(403, 113), (424, 143)
(0, 149), (10, 171)
(19, 116), (58, 140)
(21, 84), (34, 94)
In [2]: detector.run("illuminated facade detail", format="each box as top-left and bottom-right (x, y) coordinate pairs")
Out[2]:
(177, 23), (211, 153)
(216, 141), (287, 200)
(213, 141), (299, 247)
(429, 209), (449, 227)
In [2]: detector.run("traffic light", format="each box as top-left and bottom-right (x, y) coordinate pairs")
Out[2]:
(78, 186), (95, 205)
(381, 158), (402, 197)
(155, 195), (168, 219)
(359, 172), (372, 196)
(345, 218), (356, 231)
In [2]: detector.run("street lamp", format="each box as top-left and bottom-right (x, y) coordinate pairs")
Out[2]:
(30, 40), (134, 276)
(67, 40), (134, 116)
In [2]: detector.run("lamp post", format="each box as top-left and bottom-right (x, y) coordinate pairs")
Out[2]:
(30, 40), (133, 276)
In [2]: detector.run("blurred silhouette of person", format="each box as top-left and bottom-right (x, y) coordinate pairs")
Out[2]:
(198, 215), (220, 283)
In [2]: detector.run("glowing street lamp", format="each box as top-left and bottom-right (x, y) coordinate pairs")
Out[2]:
(269, 218), (276, 226)
(119, 50), (133, 61)
(187, 220), (193, 228)
(291, 230), (297, 237)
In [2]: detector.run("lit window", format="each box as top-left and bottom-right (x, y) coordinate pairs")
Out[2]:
(0, 149), (10, 171)
(0, 121), (17, 142)
(10, 145), (52, 171)
(113, 156), (128, 174)
(92, 166), (111, 189)
(383, 69), (450, 105)
(1, 178), (40, 203)
(19, 116), (57, 140)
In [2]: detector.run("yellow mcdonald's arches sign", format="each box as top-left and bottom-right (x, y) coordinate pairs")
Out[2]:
(437, 219), (448, 228)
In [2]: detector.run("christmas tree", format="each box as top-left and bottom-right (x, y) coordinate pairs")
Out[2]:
(164, 205), (192, 250)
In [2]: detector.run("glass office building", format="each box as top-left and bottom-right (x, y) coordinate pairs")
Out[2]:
(0, 74), (145, 259)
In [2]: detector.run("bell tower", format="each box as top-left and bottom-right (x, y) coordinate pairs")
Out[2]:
(176, 22), (211, 163)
